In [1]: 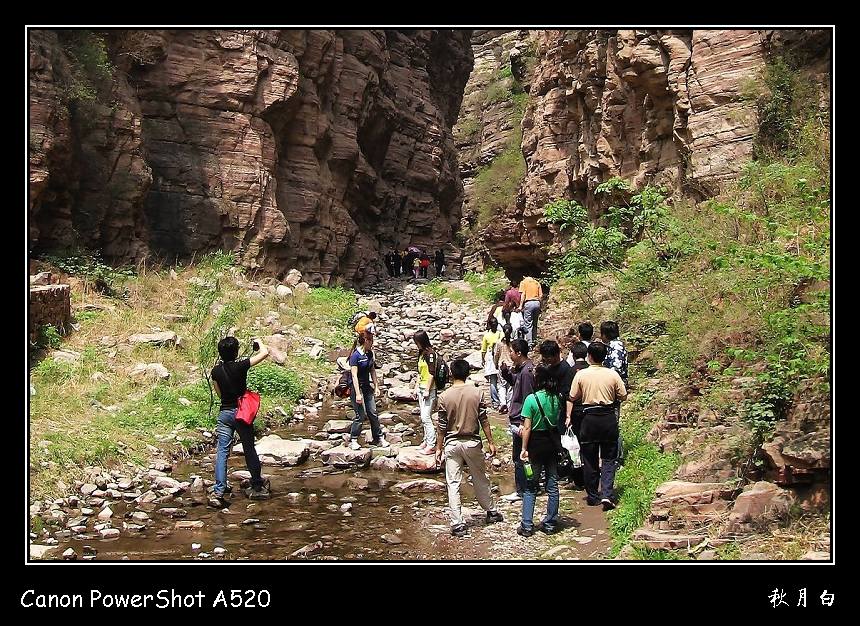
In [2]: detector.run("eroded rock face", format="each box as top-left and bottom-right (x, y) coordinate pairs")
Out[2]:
(457, 29), (830, 275)
(29, 29), (473, 286)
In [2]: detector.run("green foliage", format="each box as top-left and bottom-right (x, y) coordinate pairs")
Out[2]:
(247, 363), (304, 403)
(485, 80), (512, 105)
(464, 267), (508, 303)
(456, 117), (481, 140)
(745, 56), (823, 158)
(58, 30), (115, 104)
(548, 225), (627, 280)
(41, 249), (135, 296)
(716, 542), (742, 561)
(34, 324), (62, 350)
(305, 287), (356, 328)
(609, 407), (681, 555)
(596, 176), (633, 196)
(118, 381), (213, 431)
(472, 138), (525, 225)
(630, 546), (691, 561)
(198, 250), (237, 273)
(542, 199), (587, 232)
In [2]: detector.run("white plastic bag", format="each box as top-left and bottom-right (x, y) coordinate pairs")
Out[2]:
(561, 427), (582, 468)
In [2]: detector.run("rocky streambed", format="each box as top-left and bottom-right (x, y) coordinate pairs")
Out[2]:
(30, 278), (611, 561)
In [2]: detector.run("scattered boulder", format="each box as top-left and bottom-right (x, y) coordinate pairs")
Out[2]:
(284, 269), (303, 287)
(391, 479), (445, 493)
(128, 331), (178, 347)
(370, 456), (398, 471)
(728, 481), (796, 529)
(290, 541), (323, 559)
(175, 520), (205, 530)
(30, 544), (57, 560)
(276, 285), (293, 298)
(381, 533), (403, 545)
(396, 446), (440, 473)
(387, 386), (416, 402)
(51, 350), (81, 364)
(321, 445), (372, 469)
(233, 435), (309, 466)
(323, 420), (352, 433)
(128, 362), (171, 381)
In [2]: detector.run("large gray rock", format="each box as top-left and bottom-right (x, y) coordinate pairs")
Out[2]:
(324, 420), (354, 434)
(128, 331), (178, 347)
(233, 435), (309, 466)
(388, 386), (416, 402)
(128, 362), (171, 381)
(391, 479), (446, 493)
(465, 350), (484, 370)
(321, 445), (371, 469)
(30, 544), (58, 560)
(284, 269), (303, 287)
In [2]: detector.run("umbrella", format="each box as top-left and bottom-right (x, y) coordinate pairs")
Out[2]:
(408, 246), (421, 253)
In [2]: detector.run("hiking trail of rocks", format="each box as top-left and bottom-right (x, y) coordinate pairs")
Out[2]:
(30, 277), (610, 561)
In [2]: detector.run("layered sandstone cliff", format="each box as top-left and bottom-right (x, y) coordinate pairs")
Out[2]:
(457, 29), (831, 276)
(29, 29), (473, 286)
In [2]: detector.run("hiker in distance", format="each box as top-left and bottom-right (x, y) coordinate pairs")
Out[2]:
(209, 336), (271, 508)
(435, 359), (503, 537)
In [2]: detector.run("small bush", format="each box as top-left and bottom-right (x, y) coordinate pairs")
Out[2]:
(247, 363), (304, 404)
(41, 249), (134, 297)
(34, 324), (62, 350)
(543, 199), (588, 232)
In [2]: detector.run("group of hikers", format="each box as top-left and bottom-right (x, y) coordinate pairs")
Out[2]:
(207, 274), (629, 541)
(384, 249), (445, 280)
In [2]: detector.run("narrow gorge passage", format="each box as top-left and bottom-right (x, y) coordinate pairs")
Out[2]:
(47, 278), (610, 561)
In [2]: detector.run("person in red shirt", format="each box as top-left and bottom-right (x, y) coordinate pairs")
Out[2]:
(502, 280), (521, 322)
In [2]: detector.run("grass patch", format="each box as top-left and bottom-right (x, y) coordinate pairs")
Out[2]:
(472, 133), (525, 226)
(629, 546), (692, 560)
(607, 394), (681, 556)
(420, 269), (507, 308)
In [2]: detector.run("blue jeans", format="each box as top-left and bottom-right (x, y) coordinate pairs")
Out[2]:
(521, 456), (559, 531)
(522, 300), (541, 345)
(350, 384), (383, 442)
(214, 409), (262, 496)
(487, 373), (500, 406)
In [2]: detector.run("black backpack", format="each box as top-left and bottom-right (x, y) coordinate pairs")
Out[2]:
(349, 311), (366, 328)
(433, 352), (450, 389)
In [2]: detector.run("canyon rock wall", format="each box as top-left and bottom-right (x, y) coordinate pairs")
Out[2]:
(29, 29), (473, 286)
(458, 29), (831, 276)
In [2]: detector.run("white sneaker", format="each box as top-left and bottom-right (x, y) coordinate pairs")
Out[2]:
(349, 440), (361, 451)
(377, 437), (391, 448)
(501, 492), (522, 502)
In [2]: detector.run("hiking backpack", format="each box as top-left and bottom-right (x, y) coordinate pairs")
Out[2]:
(349, 311), (366, 328)
(434, 353), (450, 389)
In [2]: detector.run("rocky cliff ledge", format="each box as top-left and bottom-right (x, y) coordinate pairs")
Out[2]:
(457, 29), (830, 276)
(29, 29), (473, 286)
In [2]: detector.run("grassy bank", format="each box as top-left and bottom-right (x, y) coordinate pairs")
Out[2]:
(420, 268), (508, 307)
(29, 252), (356, 500)
(537, 58), (830, 557)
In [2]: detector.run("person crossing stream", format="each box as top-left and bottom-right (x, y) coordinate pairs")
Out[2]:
(37, 276), (613, 561)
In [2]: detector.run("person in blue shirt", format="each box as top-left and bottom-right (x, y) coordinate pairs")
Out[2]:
(346, 333), (390, 451)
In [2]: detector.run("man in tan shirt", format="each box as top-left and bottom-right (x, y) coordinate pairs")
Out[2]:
(567, 341), (627, 511)
(518, 276), (543, 347)
(435, 359), (503, 537)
